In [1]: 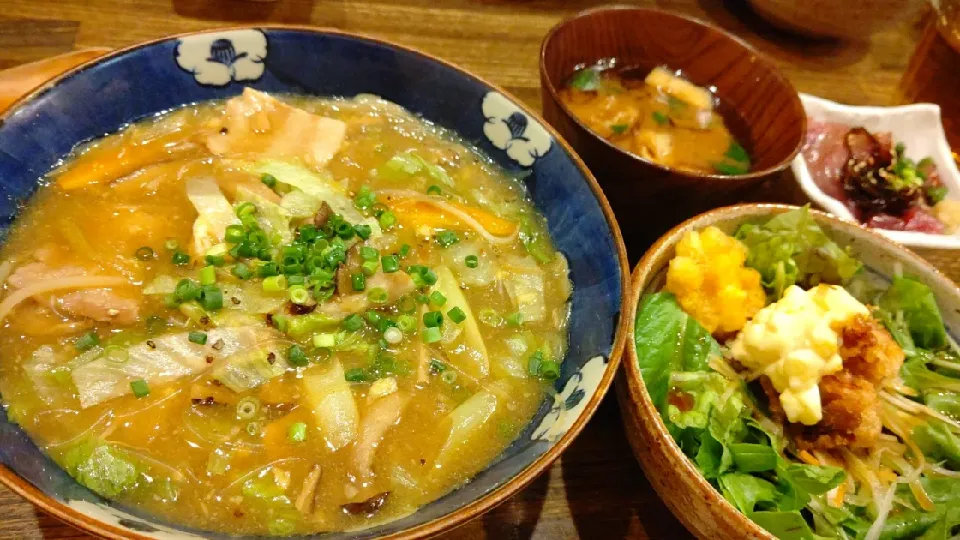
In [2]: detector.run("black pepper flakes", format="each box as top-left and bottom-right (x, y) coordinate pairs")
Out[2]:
(200, 316), (211, 325)
(266, 352), (276, 365)
(231, 296), (241, 305)
(146, 340), (156, 349)
(205, 356), (214, 364)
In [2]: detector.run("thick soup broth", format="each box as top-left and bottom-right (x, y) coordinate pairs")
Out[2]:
(0, 91), (570, 535)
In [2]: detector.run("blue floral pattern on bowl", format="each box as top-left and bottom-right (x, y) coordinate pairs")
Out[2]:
(0, 27), (626, 539)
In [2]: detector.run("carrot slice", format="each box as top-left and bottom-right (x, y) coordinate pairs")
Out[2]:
(56, 131), (196, 190)
(389, 199), (516, 237)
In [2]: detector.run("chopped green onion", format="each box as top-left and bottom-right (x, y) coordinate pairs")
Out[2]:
(420, 268), (438, 286)
(928, 186), (949, 204)
(135, 246), (155, 261)
(354, 224), (372, 240)
(198, 285), (224, 311)
(426, 185), (442, 196)
(354, 186), (376, 210)
(652, 111), (669, 126)
(271, 314), (289, 332)
(237, 397), (260, 419)
(261, 173), (278, 189)
(712, 162), (749, 176)
(381, 255), (400, 273)
(288, 422), (307, 442)
(256, 262), (280, 278)
(422, 326), (442, 344)
(379, 210), (397, 229)
(429, 291), (447, 307)
(287, 344), (308, 367)
(172, 250), (191, 266)
(506, 312), (524, 327)
(199, 266), (217, 286)
(399, 244), (411, 258)
(205, 254), (226, 267)
(527, 350), (544, 377)
(164, 238), (179, 251)
(351, 272), (366, 292)
(441, 370), (458, 384)
(361, 260), (379, 276)
(465, 255), (479, 268)
(246, 421), (262, 436)
(611, 123), (630, 134)
(175, 279), (200, 302)
(344, 368), (368, 382)
(298, 224), (318, 242)
(428, 359), (447, 374)
(383, 326), (403, 344)
(225, 224), (245, 244)
(397, 314), (417, 333)
(336, 221), (355, 240)
(448, 306), (466, 324)
(368, 287), (388, 304)
(417, 294), (430, 305)
(313, 333), (337, 348)
(539, 359), (561, 381)
(188, 331), (208, 345)
(287, 274), (305, 286)
(263, 275), (288, 292)
(342, 314), (364, 332)
(130, 379), (150, 398)
(360, 246), (378, 261)
(288, 285), (311, 305)
(423, 311), (443, 328)
(232, 263), (252, 280)
(235, 202), (256, 217)
(435, 230), (459, 247)
(568, 67), (600, 91)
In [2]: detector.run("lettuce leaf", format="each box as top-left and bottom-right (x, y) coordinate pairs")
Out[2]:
(879, 276), (947, 350)
(914, 419), (960, 469)
(634, 292), (721, 412)
(719, 473), (778, 513)
(735, 206), (861, 299)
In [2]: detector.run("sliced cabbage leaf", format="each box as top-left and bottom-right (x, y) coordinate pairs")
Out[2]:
(434, 391), (497, 469)
(61, 438), (139, 497)
(279, 189), (322, 219)
(236, 185), (294, 245)
(301, 360), (359, 451)
(71, 326), (282, 407)
(24, 345), (63, 405)
(252, 160), (380, 237)
(430, 266), (489, 379)
(185, 177), (240, 256)
(501, 256), (546, 323)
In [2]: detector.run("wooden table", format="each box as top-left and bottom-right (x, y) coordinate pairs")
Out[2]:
(0, 1), (952, 538)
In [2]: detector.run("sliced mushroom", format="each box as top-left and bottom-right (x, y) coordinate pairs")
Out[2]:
(341, 491), (390, 517)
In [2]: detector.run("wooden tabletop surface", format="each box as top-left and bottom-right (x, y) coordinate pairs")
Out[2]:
(0, 0), (952, 538)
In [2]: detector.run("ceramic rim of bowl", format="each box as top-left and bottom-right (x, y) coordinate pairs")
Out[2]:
(0, 24), (632, 540)
(622, 202), (960, 540)
(539, 5), (805, 181)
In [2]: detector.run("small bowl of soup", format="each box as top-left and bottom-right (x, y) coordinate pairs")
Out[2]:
(540, 6), (806, 252)
(0, 27), (629, 539)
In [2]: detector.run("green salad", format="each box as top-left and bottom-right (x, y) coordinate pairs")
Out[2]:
(635, 207), (960, 539)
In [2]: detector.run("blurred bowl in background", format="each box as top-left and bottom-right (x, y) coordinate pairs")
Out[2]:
(746, 0), (926, 40)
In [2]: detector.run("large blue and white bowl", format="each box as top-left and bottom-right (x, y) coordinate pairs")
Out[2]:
(0, 27), (629, 539)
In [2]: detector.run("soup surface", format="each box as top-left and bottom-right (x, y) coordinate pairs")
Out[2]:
(559, 63), (751, 175)
(0, 89), (571, 535)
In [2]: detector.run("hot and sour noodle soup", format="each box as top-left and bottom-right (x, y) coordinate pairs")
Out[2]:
(0, 89), (571, 535)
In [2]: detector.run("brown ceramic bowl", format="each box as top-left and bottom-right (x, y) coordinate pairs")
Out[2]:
(617, 203), (960, 539)
(540, 7), (805, 253)
(746, 0), (925, 41)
